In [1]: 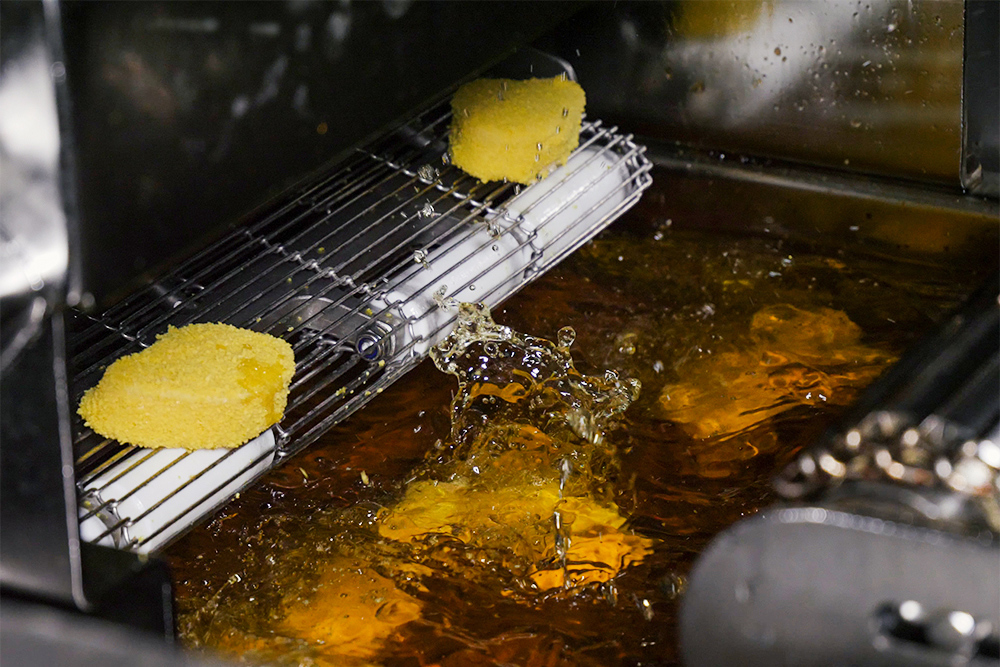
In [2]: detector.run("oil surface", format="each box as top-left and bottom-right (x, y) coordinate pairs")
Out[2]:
(168, 220), (985, 666)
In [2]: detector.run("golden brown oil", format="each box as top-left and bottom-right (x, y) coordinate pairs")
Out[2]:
(167, 222), (986, 666)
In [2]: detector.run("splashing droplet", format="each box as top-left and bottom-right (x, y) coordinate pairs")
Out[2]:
(557, 327), (576, 348)
(417, 164), (439, 181)
(432, 285), (458, 311)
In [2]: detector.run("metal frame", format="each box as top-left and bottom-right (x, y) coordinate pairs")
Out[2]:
(68, 99), (653, 554)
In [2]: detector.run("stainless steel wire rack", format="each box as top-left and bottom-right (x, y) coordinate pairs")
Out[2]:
(69, 99), (653, 554)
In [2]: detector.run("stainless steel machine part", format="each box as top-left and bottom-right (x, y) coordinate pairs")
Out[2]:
(681, 508), (999, 666)
(682, 275), (1000, 666)
(775, 276), (1000, 532)
(540, 0), (996, 193)
(0, 0), (84, 610)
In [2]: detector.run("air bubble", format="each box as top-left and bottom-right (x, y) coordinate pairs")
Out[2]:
(557, 327), (576, 348)
(562, 107), (569, 117)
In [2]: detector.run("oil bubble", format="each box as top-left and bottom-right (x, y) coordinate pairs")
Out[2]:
(558, 327), (576, 348)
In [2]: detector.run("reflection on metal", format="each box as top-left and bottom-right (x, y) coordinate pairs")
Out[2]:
(544, 0), (969, 186)
(0, 5), (68, 343)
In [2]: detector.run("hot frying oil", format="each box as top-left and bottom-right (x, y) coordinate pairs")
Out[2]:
(168, 223), (985, 666)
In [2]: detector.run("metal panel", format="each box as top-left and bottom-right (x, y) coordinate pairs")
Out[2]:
(0, 0), (83, 609)
(540, 0), (969, 187)
(0, 314), (85, 609)
(681, 509), (999, 666)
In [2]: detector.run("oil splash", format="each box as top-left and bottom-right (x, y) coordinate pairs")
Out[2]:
(430, 301), (640, 459)
(382, 301), (649, 594)
(181, 303), (652, 666)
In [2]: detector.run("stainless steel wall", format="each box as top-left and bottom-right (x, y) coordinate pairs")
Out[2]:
(540, 0), (970, 187)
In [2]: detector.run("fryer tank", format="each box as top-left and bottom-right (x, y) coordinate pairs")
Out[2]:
(1, 2), (997, 666)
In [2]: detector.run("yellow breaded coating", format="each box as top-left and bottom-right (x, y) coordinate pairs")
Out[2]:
(449, 76), (586, 185)
(78, 323), (295, 449)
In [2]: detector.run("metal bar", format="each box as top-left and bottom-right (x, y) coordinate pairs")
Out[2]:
(72, 158), (401, 377)
(217, 176), (472, 337)
(76, 149), (376, 334)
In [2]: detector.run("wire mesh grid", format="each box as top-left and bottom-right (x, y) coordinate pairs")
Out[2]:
(69, 101), (653, 553)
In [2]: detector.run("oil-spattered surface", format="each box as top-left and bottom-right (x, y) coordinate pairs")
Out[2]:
(168, 222), (983, 666)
